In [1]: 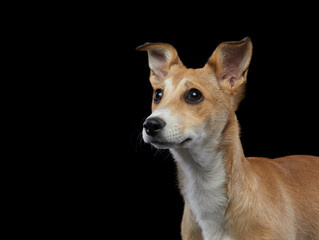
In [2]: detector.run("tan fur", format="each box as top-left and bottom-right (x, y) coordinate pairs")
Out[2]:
(181, 200), (204, 240)
(138, 38), (319, 240)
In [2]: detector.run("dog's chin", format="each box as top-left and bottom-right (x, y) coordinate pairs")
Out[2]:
(142, 130), (193, 149)
(148, 138), (192, 149)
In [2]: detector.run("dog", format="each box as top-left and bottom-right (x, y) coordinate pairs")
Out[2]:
(137, 37), (319, 240)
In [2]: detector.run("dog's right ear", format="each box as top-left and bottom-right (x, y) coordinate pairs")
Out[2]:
(136, 42), (183, 82)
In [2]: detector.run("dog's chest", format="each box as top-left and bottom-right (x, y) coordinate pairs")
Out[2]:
(171, 148), (229, 240)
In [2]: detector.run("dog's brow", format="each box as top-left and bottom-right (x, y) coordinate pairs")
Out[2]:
(165, 78), (190, 94)
(164, 78), (173, 91)
(176, 78), (190, 89)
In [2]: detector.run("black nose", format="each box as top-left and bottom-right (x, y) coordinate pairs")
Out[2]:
(143, 117), (166, 136)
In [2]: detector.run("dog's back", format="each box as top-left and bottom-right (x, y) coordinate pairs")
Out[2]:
(226, 155), (319, 239)
(266, 155), (319, 239)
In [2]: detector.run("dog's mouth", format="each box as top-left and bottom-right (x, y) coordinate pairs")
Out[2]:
(151, 138), (192, 149)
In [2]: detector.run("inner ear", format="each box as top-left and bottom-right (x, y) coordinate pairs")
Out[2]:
(148, 48), (172, 78)
(137, 42), (183, 81)
(207, 37), (253, 93)
(221, 46), (250, 83)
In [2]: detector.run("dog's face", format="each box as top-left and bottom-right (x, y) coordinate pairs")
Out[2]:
(137, 38), (252, 149)
(142, 65), (230, 149)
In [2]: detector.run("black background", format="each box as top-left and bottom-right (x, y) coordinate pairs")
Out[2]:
(53, 6), (319, 239)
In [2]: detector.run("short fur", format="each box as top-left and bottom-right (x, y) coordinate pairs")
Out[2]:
(138, 38), (319, 240)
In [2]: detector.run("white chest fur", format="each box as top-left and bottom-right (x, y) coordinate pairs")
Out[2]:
(171, 146), (229, 240)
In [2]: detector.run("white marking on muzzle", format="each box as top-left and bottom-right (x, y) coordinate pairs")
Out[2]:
(143, 108), (188, 148)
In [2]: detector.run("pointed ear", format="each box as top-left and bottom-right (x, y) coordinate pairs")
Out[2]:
(207, 37), (253, 96)
(136, 42), (183, 81)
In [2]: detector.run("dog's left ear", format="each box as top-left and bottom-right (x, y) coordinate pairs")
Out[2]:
(137, 42), (183, 82)
(207, 37), (253, 107)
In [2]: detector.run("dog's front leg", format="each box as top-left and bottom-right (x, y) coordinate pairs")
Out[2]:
(181, 201), (203, 240)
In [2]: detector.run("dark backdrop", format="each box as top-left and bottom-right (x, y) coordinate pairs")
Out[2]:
(58, 7), (319, 240)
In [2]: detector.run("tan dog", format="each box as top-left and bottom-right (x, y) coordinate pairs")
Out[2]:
(137, 38), (319, 240)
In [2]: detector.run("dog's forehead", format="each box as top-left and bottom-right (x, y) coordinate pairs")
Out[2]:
(164, 66), (216, 91)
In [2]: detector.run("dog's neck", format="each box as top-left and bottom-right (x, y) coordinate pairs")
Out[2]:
(170, 113), (247, 239)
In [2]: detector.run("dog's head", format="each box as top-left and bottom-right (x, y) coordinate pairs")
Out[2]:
(137, 38), (252, 149)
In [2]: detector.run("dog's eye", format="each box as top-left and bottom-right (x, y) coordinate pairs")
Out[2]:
(154, 89), (163, 104)
(186, 89), (203, 104)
